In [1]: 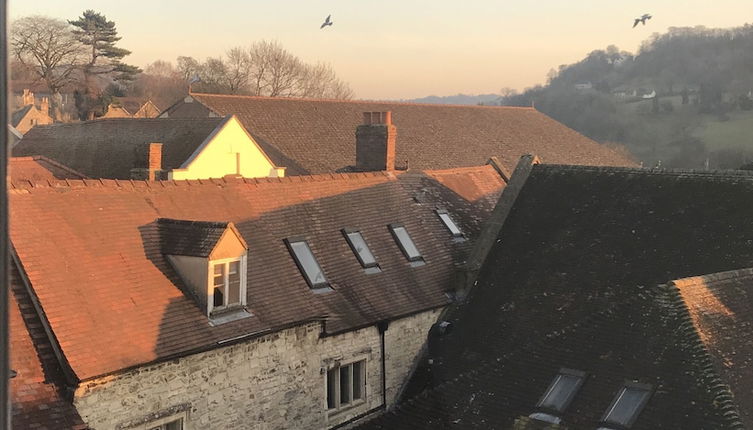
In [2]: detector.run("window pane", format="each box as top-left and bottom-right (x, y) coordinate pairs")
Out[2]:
(214, 264), (223, 276)
(604, 387), (651, 426)
(213, 287), (224, 307)
(392, 226), (422, 260)
(539, 374), (583, 412)
(228, 260), (239, 274)
(340, 365), (351, 405)
(290, 241), (327, 287)
(346, 232), (377, 267)
(228, 262), (241, 305)
(165, 419), (183, 430)
(352, 361), (363, 400)
(438, 212), (462, 236)
(327, 368), (338, 409)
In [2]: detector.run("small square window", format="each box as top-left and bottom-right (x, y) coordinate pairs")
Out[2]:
(286, 239), (329, 289)
(343, 229), (380, 273)
(326, 359), (366, 412)
(389, 224), (424, 265)
(600, 383), (653, 429)
(436, 210), (463, 237)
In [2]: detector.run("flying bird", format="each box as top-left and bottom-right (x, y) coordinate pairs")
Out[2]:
(320, 14), (333, 29)
(633, 14), (652, 28)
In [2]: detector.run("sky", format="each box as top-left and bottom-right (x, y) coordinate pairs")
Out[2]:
(9, 0), (752, 100)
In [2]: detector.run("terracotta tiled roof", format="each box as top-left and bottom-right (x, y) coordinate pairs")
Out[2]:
(13, 117), (225, 179)
(9, 165), (504, 381)
(365, 164), (753, 429)
(10, 265), (87, 429)
(9, 156), (88, 183)
(164, 93), (636, 175)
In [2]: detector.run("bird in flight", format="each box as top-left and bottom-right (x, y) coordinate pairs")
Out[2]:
(633, 14), (652, 28)
(320, 14), (333, 29)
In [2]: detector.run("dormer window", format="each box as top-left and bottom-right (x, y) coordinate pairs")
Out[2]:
(529, 368), (587, 424)
(436, 209), (464, 239)
(389, 224), (424, 267)
(285, 238), (331, 291)
(159, 218), (250, 324)
(342, 229), (381, 274)
(598, 382), (653, 430)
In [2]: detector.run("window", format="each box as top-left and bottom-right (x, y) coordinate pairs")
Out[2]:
(285, 238), (329, 289)
(599, 383), (653, 429)
(327, 360), (365, 412)
(436, 210), (463, 238)
(342, 229), (380, 273)
(210, 258), (244, 313)
(528, 368), (586, 424)
(148, 418), (183, 430)
(389, 224), (424, 265)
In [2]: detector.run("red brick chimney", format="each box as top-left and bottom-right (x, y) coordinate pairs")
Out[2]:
(40, 97), (50, 115)
(356, 111), (396, 171)
(22, 89), (34, 106)
(131, 142), (164, 180)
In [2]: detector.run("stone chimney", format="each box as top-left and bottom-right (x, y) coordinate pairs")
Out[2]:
(131, 142), (164, 180)
(356, 111), (396, 171)
(40, 97), (50, 115)
(22, 89), (34, 106)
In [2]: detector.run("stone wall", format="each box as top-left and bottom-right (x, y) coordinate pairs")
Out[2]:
(73, 308), (442, 429)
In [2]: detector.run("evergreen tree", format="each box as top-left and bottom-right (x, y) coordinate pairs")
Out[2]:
(68, 10), (140, 119)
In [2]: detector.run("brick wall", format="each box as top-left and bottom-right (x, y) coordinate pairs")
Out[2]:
(73, 308), (442, 429)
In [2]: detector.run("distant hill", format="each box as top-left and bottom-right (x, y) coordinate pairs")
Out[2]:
(500, 24), (753, 169)
(402, 93), (502, 105)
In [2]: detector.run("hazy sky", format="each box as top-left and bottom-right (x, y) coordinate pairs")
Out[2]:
(9, 1), (752, 99)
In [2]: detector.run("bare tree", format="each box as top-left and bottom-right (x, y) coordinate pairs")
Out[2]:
(10, 15), (85, 117)
(131, 60), (187, 108)
(177, 56), (201, 82)
(225, 48), (251, 94)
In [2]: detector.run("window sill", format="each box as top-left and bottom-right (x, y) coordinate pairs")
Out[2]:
(327, 398), (367, 418)
(209, 308), (252, 326)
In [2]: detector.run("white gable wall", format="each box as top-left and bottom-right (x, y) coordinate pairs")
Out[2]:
(169, 116), (285, 180)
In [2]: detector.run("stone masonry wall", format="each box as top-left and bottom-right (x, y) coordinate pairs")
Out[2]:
(73, 308), (442, 430)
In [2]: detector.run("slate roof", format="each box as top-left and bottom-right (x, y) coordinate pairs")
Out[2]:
(9, 165), (505, 381)
(9, 156), (88, 183)
(10, 266), (88, 429)
(360, 164), (753, 429)
(11, 105), (33, 127)
(13, 117), (225, 179)
(158, 218), (238, 257)
(162, 93), (635, 175)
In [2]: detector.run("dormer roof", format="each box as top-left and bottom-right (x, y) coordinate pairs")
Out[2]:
(158, 218), (247, 258)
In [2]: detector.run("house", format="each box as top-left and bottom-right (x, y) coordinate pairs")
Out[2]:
(11, 92), (53, 134)
(10, 82), (78, 121)
(159, 93), (635, 175)
(101, 97), (163, 119)
(9, 152), (506, 429)
(8, 156), (88, 183)
(13, 115), (285, 180)
(359, 159), (753, 429)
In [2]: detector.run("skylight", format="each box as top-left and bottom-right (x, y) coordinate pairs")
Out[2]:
(436, 210), (463, 237)
(285, 239), (329, 289)
(342, 229), (380, 273)
(599, 383), (652, 429)
(389, 224), (424, 265)
(535, 369), (586, 414)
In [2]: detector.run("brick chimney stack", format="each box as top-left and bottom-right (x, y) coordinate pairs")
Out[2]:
(40, 97), (50, 115)
(355, 111), (396, 171)
(22, 89), (34, 106)
(131, 142), (164, 180)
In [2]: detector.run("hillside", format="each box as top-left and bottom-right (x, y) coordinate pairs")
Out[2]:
(403, 93), (502, 105)
(502, 24), (753, 169)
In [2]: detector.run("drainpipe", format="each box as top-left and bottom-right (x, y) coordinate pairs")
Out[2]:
(376, 320), (389, 409)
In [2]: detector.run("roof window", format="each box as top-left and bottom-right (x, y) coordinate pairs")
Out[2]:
(529, 368), (586, 424)
(436, 209), (463, 238)
(389, 224), (424, 266)
(598, 382), (653, 430)
(342, 229), (381, 274)
(285, 238), (330, 290)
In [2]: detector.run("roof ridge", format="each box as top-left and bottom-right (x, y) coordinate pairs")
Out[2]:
(670, 267), (753, 288)
(414, 164), (497, 175)
(537, 163), (753, 178)
(28, 117), (224, 130)
(189, 92), (536, 111)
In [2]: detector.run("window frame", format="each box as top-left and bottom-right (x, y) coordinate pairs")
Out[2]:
(435, 209), (464, 238)
(535, 368), (587, 415)
(207, 255), (247, 315)
(284, 237), (331, 290)
(135, 412), (187, 430)
(342, 228), (381, 273)
(599, 382), (653, 430)
(325, 358), (367, 413)
(388, 223), (424, 264)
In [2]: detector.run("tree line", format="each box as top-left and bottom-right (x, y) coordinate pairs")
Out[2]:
(11, 12), (353, 121)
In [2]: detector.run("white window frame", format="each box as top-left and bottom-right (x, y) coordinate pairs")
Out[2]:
(134, 412), (187, 430)
(325, 358), (367, 413)
(207, 254), (247, 315)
